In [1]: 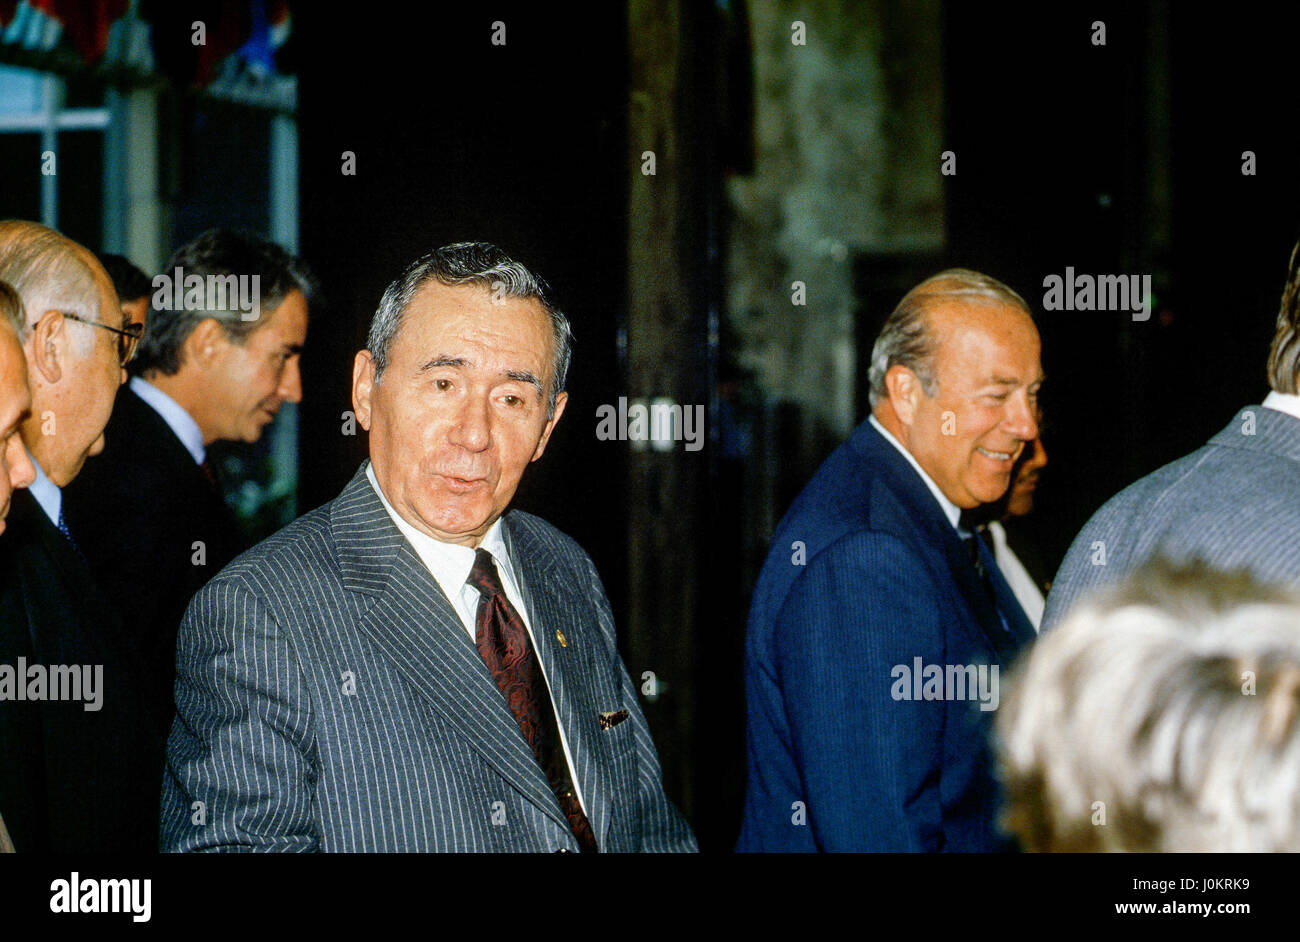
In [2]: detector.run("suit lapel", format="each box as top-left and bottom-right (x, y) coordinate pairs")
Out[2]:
(331, 465), (568, 832)
(856, 423), (1015, 660)
(503, 515), (615, 850)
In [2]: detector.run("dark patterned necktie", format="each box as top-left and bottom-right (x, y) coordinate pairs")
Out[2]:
(466, 548), (598, 852)
(961, 528), (998, 606)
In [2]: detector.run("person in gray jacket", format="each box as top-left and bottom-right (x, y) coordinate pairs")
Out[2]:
(1044, 237), (1300, 629)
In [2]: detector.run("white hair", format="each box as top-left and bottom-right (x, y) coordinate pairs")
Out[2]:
(998, 559), (1300, 852)
(0, 220), (103, 357)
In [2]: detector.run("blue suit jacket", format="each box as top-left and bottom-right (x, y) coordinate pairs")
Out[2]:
(737, 419), (1035, 852)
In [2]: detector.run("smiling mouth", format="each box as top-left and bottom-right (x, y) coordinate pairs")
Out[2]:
(976, 446), (1017, 463)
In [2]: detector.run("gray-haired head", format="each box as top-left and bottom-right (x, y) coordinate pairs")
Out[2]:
(998, 557), (1300, 852)
(0, 219), (105, 356)
(867, 268), (1032, 408)
(366, 242), (572, 419)
(133, 228), (315, 378)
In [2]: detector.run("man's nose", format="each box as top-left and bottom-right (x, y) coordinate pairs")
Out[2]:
(7, 436), (35, 490)
(279, 358), (303, 404)
(1006, 392), (1039, 441)
(448, 395), (491, 452)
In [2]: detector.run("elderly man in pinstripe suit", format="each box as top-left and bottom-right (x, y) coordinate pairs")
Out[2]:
(160, 243), (696, 852)
(1044, 237), (1300, 630)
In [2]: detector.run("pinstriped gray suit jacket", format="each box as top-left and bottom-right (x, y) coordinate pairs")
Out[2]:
(1043, 405), (1300, 630)
(159, 463), (696, 852)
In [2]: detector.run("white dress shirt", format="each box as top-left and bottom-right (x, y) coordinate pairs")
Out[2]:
(130, 376), (206, 465)
(869, 416), (1022, 632)
(25, 449), (61, 528)
(365, 463), (586, 813)
(1263, 390), (1300, 422)
(869, 414), (962, 530)
(985, 520), (1044, 632)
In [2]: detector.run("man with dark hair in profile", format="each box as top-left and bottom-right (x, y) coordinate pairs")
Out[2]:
(96, 251), (152, 333)
(0, 220), (159, 852)
(1045, 236), (1300, 629)
(64, 229), (312, 736)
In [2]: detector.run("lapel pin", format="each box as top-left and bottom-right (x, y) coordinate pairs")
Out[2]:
(556, 629), (568, 647)
(599, 709), (629, 730)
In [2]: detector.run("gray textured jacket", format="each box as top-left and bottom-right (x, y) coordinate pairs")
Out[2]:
(1044, 405), (1300, 629)
(160, 463), (696, 852)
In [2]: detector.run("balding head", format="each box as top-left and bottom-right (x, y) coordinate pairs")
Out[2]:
(867, 268), (1034, 407)
(871, 268), (1043, 508)
(0, 220), (124, 486)
(0, 221), (111, 355)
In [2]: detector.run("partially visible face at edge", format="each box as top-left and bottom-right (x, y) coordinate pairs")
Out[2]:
(1006, 432), (1048, 518)
(0, 326), (35, 533)
(352, 281), (568, 548)
(122, 295), (148, 333)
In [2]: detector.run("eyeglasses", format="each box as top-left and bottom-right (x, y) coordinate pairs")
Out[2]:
(60, 312), (143, 366)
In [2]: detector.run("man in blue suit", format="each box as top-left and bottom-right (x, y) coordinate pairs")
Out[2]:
(738, 269), (1043, 852)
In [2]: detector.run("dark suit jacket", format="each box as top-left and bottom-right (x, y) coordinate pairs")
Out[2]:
(0, 490), (165, 852)
(160, 463), (697, 852)
(736, 419), (1035, 852)
(63, 384), (244, 733)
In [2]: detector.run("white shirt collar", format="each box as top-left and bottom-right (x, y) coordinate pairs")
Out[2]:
(26, 449), (61, 528)
(1263, 390), (1300, 423)
(364, 463), (523, 619)
(868, 414), (963, 531)
(130, 376), (206, 465)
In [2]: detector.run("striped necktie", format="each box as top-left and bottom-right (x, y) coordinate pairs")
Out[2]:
(466, 548), (598, 852)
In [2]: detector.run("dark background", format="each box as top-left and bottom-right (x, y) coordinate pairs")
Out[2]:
(294, 4), (630, 599)
(6, 0), (1300, 852)
(290, 2), (1300, 849)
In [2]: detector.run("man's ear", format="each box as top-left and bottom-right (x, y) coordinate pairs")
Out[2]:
(530, 390), (568, 463)
(885, 364), (923, 427)
(183, 318), (227, 370)
(351, 349), (376, 431)
(26, 310), (66, 384)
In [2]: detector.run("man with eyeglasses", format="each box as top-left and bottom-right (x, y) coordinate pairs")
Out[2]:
(0, 219), (162, 852)
(63, 229), (312, 741)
